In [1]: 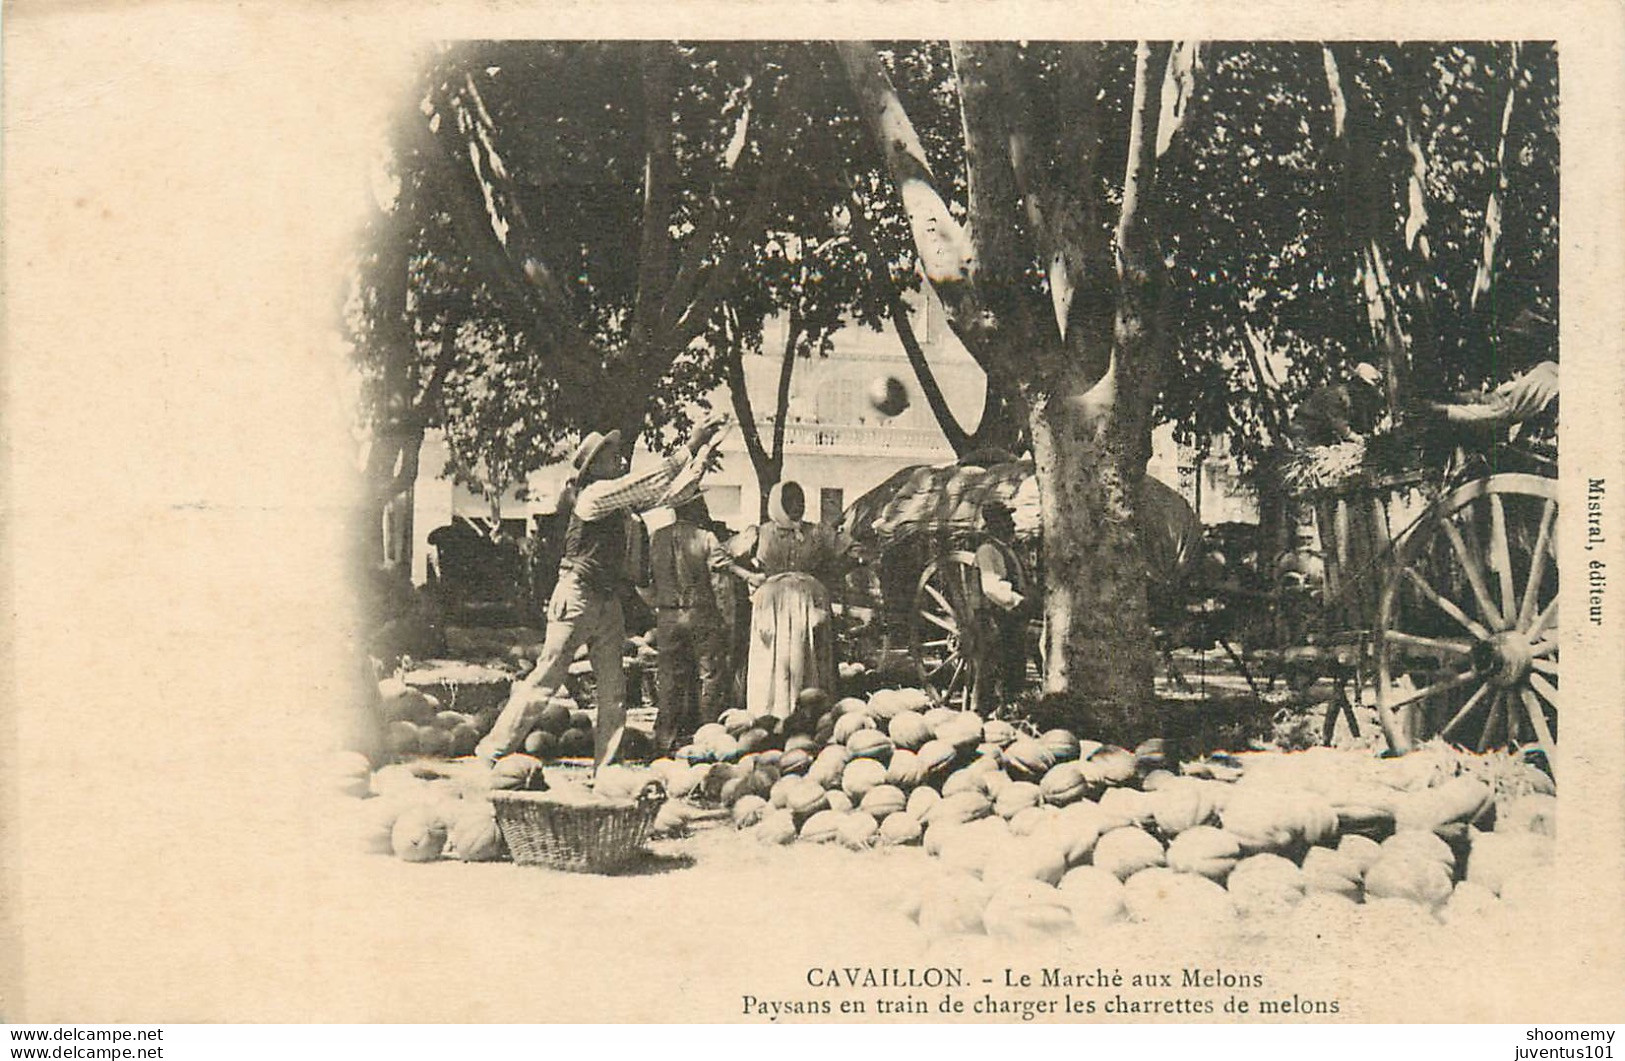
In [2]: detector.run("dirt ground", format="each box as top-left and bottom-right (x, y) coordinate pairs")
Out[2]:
(300, 797), (1563, 1025)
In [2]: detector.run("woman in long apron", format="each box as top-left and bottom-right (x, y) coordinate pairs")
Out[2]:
(733, 482), (843, 721)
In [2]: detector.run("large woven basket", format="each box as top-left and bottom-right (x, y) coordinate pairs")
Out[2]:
(490, 782), (666, 873)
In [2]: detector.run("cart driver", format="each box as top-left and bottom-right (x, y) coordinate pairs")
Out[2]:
(1289, 362), (1387, 448)
(971, 503), (1030, 712)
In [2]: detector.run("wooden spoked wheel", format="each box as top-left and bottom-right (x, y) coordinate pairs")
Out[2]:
(1375, 473), (1558, 767)
(910, 551), (982, 710)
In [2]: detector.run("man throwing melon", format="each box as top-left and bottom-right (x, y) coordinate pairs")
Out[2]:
(477, 411), (729, 768)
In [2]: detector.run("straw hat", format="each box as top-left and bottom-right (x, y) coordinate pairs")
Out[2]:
(570, 430), (622, 474)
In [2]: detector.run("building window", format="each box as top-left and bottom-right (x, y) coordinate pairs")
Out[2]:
(820, 487), (845, 526)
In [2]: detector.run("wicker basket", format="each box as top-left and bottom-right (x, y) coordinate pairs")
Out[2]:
(490, 782), (666, 873)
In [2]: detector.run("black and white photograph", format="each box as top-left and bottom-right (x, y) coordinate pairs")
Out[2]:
(3, 1), (1623, 1043)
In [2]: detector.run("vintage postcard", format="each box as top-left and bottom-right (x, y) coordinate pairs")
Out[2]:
(2, 0), (1622, 1031)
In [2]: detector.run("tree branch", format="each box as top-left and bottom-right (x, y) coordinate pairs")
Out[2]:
(836, 42), (1002, 366)
(634, 43), (679, 344)
(1471, 42), (1520, 311)
(886, 290), (971, 455)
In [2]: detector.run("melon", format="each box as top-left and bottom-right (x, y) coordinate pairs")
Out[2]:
(733, 794), (770, 829)
(756, 809), (799, 845)
(1038, 762), (1089, 806)
(1002, 737), (1056, 781)
(1148, 780), (1221, 837)
(1365, 854), (1453, 908)
(385, 721), (420, 757)
(558, 727), (593, 758)
(982, 718), (1019, 748)
(878, 812), (924, 846)
(667, 764), (706, 800)
(836, 811), (880, 850)
(1091, 826), (1166, 881)
(994, 780), (1044, 821)
(884, 749), (927, 790)
(651, 800), (691, 838)
(415, 727), (453, 757)
(355, 796), (409, 854)
(1008, 804), (1060, 837)
(568, 709), (594, 732)
(784, 733), (818, 755)
(808, 745), (853, 788)
(915, 873), (991, 937)
(1039, 729), (1082, 764)
(537, 699), (572, 735)
(860, 784), (908, 820)
(841, 757), (889, 802)
(1124, 866), (1235, 925)
(777, 748), (813, 776)
(1058, 866), (1126, 927)
(981, 837), (1068, 888)
(379, 684), (437, 725)
(937, 715), (985, 752)
(1084, 745), (1138, 787)
(915, 739), (958, 775)
(1097, 786), (1154, 829)
(923, 789), (993, 827)
(769, 775), (797, 809)
(866, 689), (907, 722)
(1337, 833), (1383, 874)
(1382, 829), (1456, 872)
(906, 785), (941, 819)
(737, 728), (773, 755)
(489, 754), (547, 792)
(370, 764), (429, 800)
(921, 707), (958, 736)
(888, 711), (931, 751)
(449, 802), (505, 862)
(1393, 775), (1493, 833)
(1166, 825), (1245, 882)
(799, 809), (844, 843)
(785, 778), (830, 817)
(825, 790), (855, 814)
(832, 696), (869, 717)
(390, 806), (447, 862)
(983, 879), (1076, 942)
(719, 708), (754, 736)
(940, 768), (985, 799)
(1300, 846), (1364, 901)
(846, 729), (895, 764)
(444, 723), (480, 758)
(1226, 853), (1306, 917)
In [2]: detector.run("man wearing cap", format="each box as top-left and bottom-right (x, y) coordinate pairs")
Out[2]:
(476, 412), (729, 767)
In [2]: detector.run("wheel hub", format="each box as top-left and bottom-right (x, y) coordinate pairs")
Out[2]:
(1472, 631), (1533, 689)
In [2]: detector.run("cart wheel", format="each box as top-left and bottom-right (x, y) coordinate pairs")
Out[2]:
(1376, 473), (1558, 768)
(910, 551), (982, 711)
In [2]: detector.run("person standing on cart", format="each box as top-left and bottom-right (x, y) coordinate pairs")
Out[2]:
(476, 412), (729, 768)
(971, 502), (1031, 713)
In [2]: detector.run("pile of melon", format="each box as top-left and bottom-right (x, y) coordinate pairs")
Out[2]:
(639, 688), (1557, 936)
(331, 750), (669, 865)
(378, 679), (493, 759)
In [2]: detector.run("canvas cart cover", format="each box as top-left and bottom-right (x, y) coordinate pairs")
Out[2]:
(841, 458), (1200, 578)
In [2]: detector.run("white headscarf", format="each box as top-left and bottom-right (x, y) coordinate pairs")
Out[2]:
(767, 481), (805, 531)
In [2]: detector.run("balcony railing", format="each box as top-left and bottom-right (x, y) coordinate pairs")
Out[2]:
(730, 420), (954, 457)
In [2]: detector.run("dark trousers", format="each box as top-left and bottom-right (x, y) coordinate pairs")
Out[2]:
(653, 606), (727, 751)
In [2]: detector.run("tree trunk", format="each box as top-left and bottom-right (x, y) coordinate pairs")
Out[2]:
(1029, 384), (1155, 746)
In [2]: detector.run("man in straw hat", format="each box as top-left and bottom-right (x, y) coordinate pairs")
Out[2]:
(476, 411), (730, 768)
